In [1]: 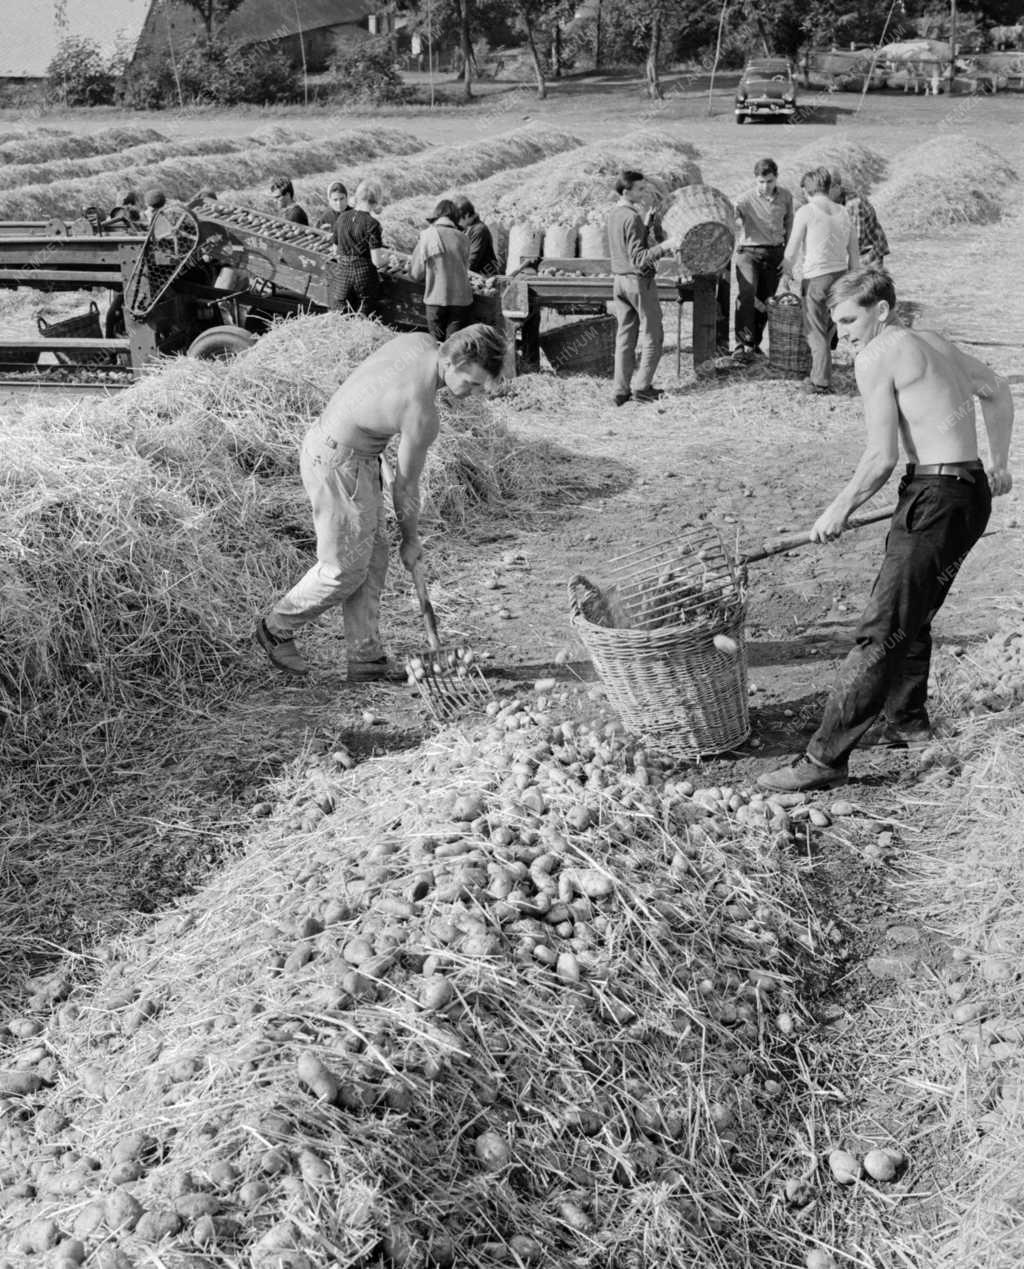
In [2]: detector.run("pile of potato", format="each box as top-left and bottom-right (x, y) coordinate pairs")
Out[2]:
(1, 687), (861, 1268)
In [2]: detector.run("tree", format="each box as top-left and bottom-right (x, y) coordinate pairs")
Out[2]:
(176, 0), (247, 41)
(513, 0), (573, 97)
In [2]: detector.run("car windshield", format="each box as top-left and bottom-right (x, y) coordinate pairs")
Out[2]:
(746, 60), (790, 75)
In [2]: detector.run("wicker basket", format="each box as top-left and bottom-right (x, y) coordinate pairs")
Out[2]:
(766, 292), (811, 376)
(36, 301), (116, 366)
(661, 185), (736, 276)
(539, 314), (616, 377)
(568, 528), (751, 758)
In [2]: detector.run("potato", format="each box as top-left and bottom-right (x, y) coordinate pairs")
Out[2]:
(135, 1209), (183, 1241)
(419, 977), (453, 1012)
(104, 1187), (144, 1231)
(297, 1053), (338, 1103)
(805, 1252), (837, 1269)
(863, 1147), (905, 1181)
(557, 1199), (594, 1232)
(474, 1130), (510, 1171)
(827, 1149), (862, 1185)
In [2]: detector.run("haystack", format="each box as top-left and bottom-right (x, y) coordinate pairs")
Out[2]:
(873, 134), (1018, 232)
(378, 131), (702, 253)
(781, 137), (888, 201)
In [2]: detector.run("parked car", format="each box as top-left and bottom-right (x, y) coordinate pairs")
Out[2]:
(735, 57), (798, 122)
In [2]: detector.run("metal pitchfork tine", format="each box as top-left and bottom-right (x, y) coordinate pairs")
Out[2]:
(406, 560), (492, 722)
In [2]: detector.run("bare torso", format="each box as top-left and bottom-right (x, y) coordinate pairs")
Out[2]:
(868, 325), (980, 464)
(310, 332), (440, 454)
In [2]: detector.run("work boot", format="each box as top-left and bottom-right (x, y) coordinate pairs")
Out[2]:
(255, 618), (310, 675)
(757, 754), (849, 793)
(613, 391), (632, 407)
(633, 386), (664, 404)
(347, 657), (406, 684)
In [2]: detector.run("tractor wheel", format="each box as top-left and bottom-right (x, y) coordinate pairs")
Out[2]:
(187, 325), (257, 360)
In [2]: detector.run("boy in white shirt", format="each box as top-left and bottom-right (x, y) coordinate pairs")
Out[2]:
(782, 167), (857, 394)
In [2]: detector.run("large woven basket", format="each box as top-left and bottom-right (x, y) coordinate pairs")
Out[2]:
(661, 185), (736, 276)
(766, 292), (811, 376)
(568, 527), (751, 759)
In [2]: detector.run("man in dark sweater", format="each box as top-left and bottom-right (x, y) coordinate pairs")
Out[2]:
(606, 169), (679, 406)
(269, 175), (309, 226)
(452, 194), (497, 275)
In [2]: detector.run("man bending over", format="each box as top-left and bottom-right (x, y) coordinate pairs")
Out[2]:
(256, 324), (507, 679)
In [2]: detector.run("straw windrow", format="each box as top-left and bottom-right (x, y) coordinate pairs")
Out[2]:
(0, 127), (430, 220)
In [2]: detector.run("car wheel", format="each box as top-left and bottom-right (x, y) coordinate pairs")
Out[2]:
(187, 324), (257, 360)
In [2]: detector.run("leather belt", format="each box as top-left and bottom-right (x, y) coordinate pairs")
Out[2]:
(910, 460), (983, 481)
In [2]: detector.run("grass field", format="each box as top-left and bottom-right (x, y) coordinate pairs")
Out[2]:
(1, 76), (1023, 1268)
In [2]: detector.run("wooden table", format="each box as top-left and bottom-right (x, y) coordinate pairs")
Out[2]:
(504, 259), (729, 373)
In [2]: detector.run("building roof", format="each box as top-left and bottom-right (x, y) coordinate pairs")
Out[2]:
(2, 0), (376, 80)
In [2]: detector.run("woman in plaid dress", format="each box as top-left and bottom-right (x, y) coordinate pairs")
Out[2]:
(332, 180), (387, 315)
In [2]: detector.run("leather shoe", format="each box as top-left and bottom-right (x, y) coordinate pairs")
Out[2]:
(757, 754), (848, 792)
(256, 618), (310, 675)
(613, 391), (631, 406)
(877, 720), (933, 750)
(633, 387), (664, 403)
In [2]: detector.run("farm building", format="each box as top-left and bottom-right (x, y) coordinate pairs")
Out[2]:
(0, 0), (378, 92)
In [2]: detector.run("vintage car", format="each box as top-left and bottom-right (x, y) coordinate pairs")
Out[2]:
(735, 56), (798, 122)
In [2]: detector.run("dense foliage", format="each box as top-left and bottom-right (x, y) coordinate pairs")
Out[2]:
(328, 38), (413, 105)
(46, 36), (118, 107)
(124, 38), (301, 109)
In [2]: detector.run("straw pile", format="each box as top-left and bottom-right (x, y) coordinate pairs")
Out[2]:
(219, 125), (584, 231)
(0, 125), (166, 166)
(873, 135), (1019, 232)
(0, 685), (849, 1267)
(378, 131), (701, 253)
(781, 138), (887, 201)
(0, 136), (250, 192)
(0, 128), (428, 220)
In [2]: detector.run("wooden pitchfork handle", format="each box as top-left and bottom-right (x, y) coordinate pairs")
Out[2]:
(741, 505), (896, 565)
(410, 559), (443, 654)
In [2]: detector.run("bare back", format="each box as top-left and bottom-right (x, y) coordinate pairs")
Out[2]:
(858, 324), (984, 465)
(311, 332), (440, 455)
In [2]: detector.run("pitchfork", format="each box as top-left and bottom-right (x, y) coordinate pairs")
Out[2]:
(405, 561), (492, 721)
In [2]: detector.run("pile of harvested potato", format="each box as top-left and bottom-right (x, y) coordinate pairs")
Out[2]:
(0, 686), (864, 1267)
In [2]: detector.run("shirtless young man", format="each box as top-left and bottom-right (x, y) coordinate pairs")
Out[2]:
(759, 268), (1014, 792)
(256, 323), (506, 678)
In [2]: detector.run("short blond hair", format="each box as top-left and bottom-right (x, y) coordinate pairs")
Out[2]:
(354, 179), (383, 208)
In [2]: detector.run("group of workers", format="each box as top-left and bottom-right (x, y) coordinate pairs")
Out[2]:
(606, 155), (891, 407)
(267, 172), (497, 343)
(251, 161), (1012, 796)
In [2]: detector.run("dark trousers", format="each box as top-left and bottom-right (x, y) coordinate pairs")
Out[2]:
(426, 303), (473, 342)
(734, 245), (783, 350)
(808, 466), (991, 768)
